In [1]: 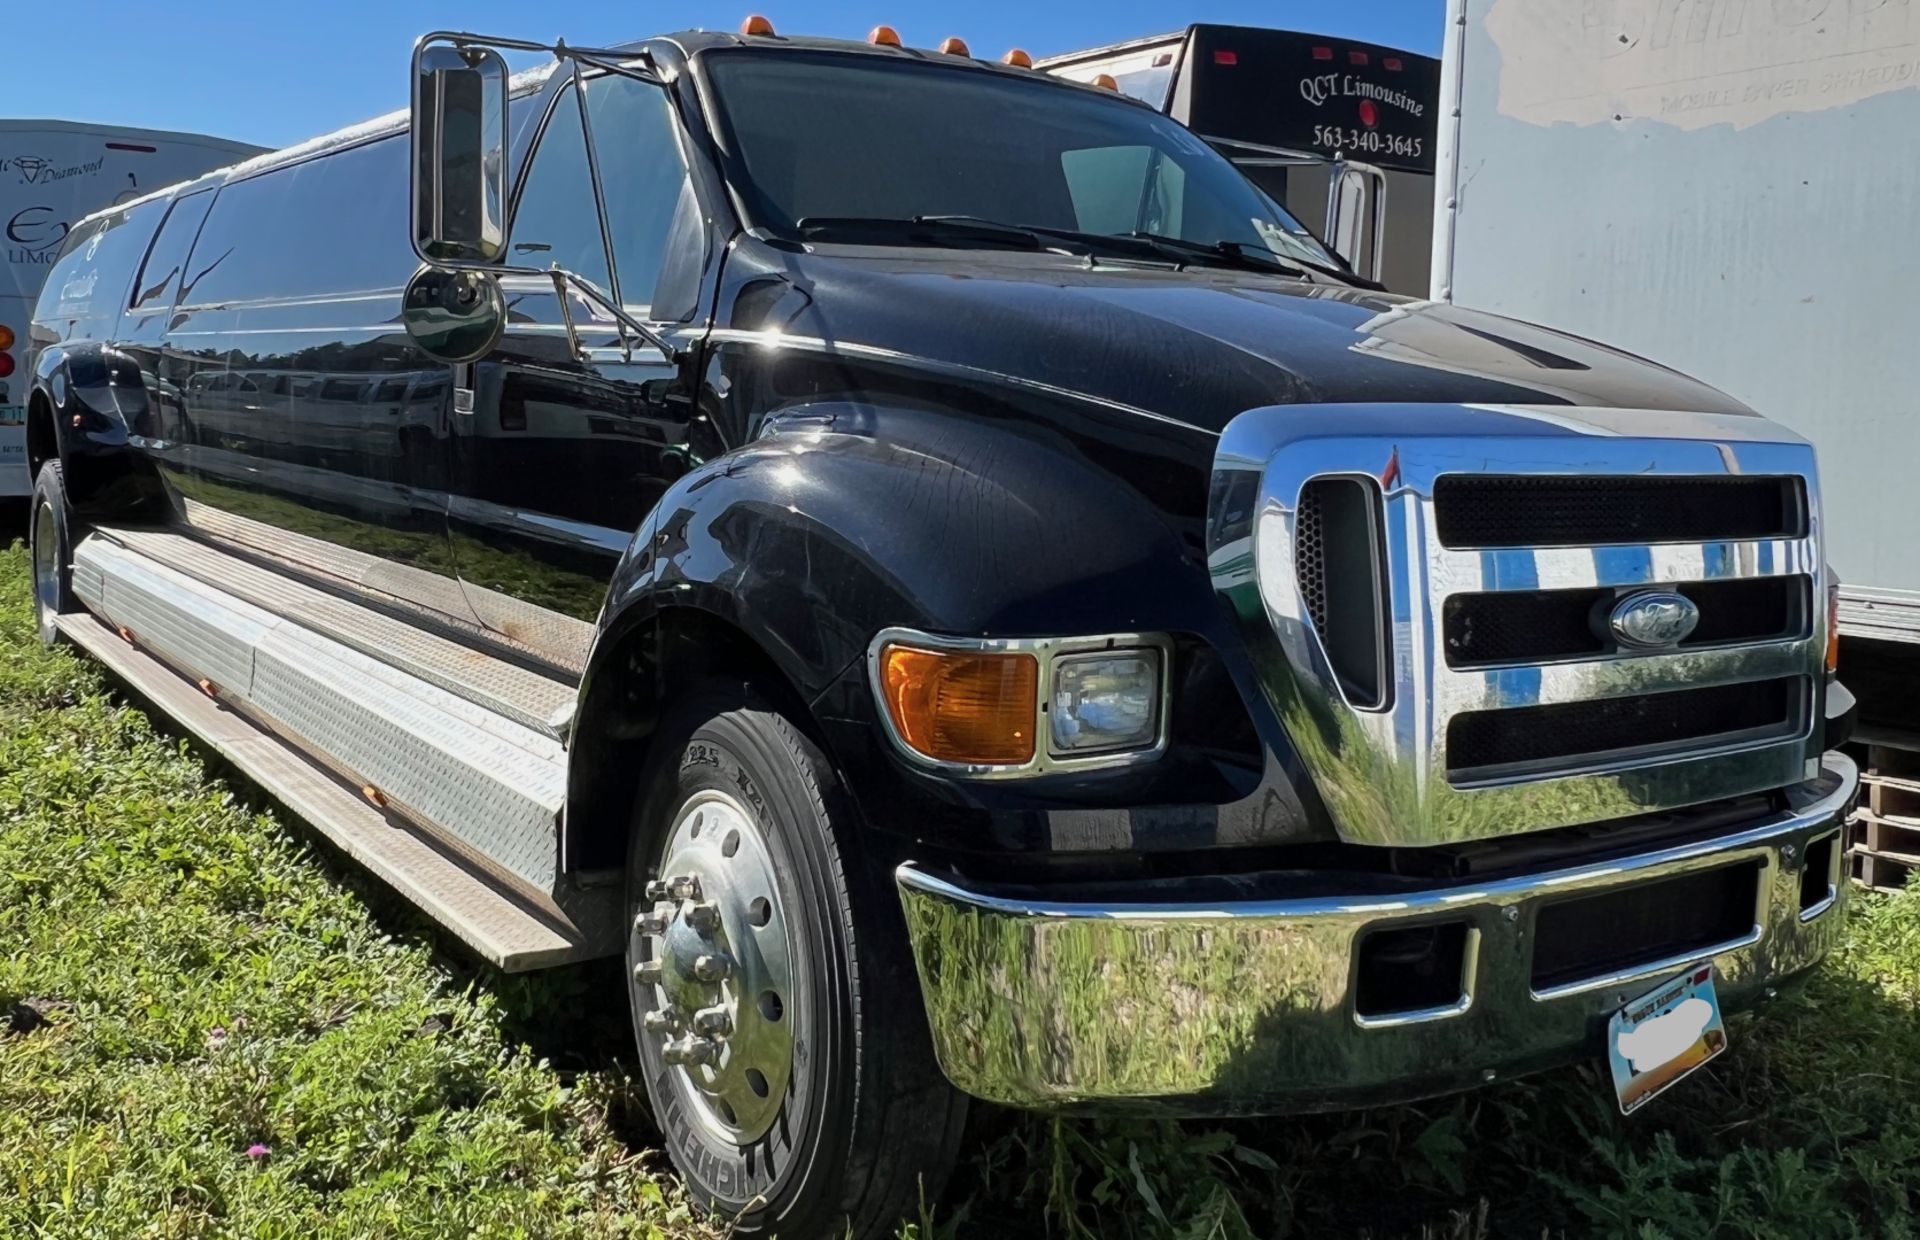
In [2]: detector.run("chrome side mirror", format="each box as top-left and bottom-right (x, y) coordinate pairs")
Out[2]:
(401, 264), (504, 363)
(411, 39), (509, 265)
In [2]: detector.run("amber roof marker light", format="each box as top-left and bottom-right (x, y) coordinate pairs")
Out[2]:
(740, 14), (776, 36)
(938, 36), (971, 57)
(868, 25), (901, 46)
(1002, 48), (1033, 68)
(1092, 73), (1119, 91)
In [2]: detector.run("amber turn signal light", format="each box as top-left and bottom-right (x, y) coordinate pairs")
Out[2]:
(0, 323), (15, 349)
(1827, 582), (1842, 674)
(878, 644), (1038, 766)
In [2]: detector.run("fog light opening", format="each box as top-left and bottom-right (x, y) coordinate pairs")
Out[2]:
(1800, 831), (1840, 919)
(1354, 920), (1474, 1023)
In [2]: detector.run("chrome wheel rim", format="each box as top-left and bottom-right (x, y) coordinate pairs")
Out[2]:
(634, 789), (796, 1144)
(31, 500), (58, 626)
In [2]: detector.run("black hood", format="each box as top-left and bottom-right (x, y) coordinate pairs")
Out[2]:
(749, 247), (1753, 431)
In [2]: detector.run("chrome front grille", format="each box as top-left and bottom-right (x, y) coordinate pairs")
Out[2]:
(1208, 403), (1830, 848)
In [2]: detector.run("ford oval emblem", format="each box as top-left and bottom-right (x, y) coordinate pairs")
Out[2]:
(1608, 590), (1700, 650)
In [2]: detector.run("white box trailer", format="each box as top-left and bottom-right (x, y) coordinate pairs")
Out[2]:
(2, 120), (264, 495)
(1431, 0), (1920, 745)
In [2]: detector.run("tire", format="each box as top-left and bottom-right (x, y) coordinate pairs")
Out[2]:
(28, 460), (78, 648)
(625, 683), (966, 1239)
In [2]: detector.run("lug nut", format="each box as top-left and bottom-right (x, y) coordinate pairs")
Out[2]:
(644, 879), (672, 902)
(662, 1035), (718, 1066)
(693, 953), (732, 982)
(668, 875), (703, 901)
(634, 959), (662, 985)
(684, 901), (722, 933)
(642, 1008), (680, 1035)
(692, 1005), (733, 1038)
(635, 910), (671, 937)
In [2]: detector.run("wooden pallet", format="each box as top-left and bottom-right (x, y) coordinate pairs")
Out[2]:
(1850, 744), (1920, 892)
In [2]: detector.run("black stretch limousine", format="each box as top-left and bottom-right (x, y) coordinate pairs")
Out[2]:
(23, 18), (1856, 1237)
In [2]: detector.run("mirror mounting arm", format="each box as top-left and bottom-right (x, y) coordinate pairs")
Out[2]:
(539, 266), (681, 365)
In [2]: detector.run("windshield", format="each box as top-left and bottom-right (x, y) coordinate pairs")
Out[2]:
(702, 49), (1340, 270)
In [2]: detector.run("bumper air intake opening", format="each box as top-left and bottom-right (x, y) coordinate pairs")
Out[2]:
(1354, 920), (1472, 1020)
(1800, 831), (1840, 918)
(1296, 476), (1391, 711)
(1530, 860), (1763, 994)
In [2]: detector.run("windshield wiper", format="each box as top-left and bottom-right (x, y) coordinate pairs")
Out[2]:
(792, 215), (1380, 287)
(796, 215), (1060, 252)
(1129, 233), (1385, 290)
(797, 215), (1179, 264)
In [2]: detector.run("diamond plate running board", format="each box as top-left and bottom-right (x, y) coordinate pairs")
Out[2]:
(55, 610), (604, 971)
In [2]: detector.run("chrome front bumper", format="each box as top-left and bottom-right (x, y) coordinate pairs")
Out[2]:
(895, 753), (1857, 1115)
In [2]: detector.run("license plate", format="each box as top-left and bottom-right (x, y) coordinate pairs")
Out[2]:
(1606, 962), (1728, 1114)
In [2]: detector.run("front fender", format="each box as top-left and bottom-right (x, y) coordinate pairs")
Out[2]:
(579, 399), (1325, 863)
(31, 341), (167, 518)
(603, 400), (1212, 697)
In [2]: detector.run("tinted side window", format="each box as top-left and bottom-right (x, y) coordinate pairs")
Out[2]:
(511, 85), (613, 292)
(32, 198), (167, 323)
(584, 75), (694, 313)
(182, 137), (414, 308)
(130, 189), (216, 311)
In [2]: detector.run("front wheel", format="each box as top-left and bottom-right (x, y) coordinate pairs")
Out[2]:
(625, 684), (965, 1238)
(28, 460), (78, 647)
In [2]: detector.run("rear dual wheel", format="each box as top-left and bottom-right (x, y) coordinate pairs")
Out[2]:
(625, 685), (965, 1238)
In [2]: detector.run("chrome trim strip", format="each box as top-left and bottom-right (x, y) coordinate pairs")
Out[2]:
(1431, 539), (1815, 596)
(864, 627), (1174, 778)
(895, 753), (1856, 1113)
(1439, 643), (1813, 711)
(1207, 404), (1831, 847)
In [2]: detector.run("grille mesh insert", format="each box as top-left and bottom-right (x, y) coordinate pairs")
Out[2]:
(1532, 862), (1762, 991)
(1296, 484), (1329, 634)
(1444, 576), (1810, 668)
(1293, 478), (1389, 709)
(1447, 677), (1803, 779)
(1434, 475), (1805, 548)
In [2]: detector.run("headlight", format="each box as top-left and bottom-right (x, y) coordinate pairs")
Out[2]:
(1049, 651), (1162, 754)
(869, 629), (1170, 775)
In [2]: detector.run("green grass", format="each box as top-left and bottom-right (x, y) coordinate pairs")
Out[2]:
(0, 542), (708, 1238)
(5, 534), (1920, 1238)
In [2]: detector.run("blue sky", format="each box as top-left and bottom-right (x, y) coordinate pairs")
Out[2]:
(3, 1), (1445, 150)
